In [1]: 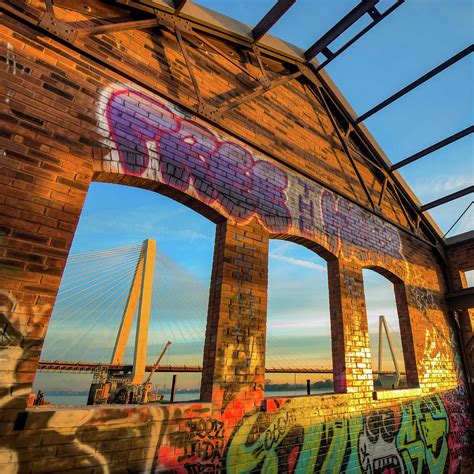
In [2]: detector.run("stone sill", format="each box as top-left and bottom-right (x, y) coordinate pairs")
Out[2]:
(372, 387), (423, 401)
(262, 392), (350, 410)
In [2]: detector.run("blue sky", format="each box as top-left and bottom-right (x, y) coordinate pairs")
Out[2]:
(35, 1), (472, 396)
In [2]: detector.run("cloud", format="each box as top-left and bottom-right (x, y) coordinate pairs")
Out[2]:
(269, 254), (326, 271)
(413, 175), (473, 198)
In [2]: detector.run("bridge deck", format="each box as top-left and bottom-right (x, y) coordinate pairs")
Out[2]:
(37, 361), (402, 375)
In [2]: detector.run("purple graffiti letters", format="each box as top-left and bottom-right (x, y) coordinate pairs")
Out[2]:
(106, 90), (292, 232)
(321, 190), (403, 259)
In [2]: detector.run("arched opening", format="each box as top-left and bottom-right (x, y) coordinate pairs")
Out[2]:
(265, 238), (334, 397)
(32, 182), (216, 406)
(362, 268), (415, 390)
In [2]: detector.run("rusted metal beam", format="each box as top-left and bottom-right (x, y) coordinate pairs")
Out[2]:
(252, 0), (296, 42)
(305, 0), (379, 60)
(306, 81), (376, 210)
(357, 45), (474, 123)
(446, 288), (474, 311)
(175, 29), (203, 103)
(44, 0), (54, 15)
(387, 180), (416, 231)
(392, 126), (474, 170)
(191, 30), (261, 82)
(378, 177), (388, 207)
(421, 186), (474, 212)
(313, 68), (442, 246)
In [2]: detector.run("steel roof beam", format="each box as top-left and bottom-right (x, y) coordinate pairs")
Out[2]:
(314, 0), (404, 72)
(252, 0), (296, 43)
(392, 126), (474, 170)
(357, 45), (474, 123)
(173, 0), (187, 14)
(421, 186), (474, 212)
(304, 0), (379, 60)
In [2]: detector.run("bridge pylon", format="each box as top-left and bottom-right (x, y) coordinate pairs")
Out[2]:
(110, 239), (156, 384)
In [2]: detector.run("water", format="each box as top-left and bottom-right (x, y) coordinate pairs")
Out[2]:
(42, 389), (332, 407)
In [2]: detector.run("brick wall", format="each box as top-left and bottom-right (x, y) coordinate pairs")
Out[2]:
(0, 1), (472, 472)
(446, 235), (474, 408)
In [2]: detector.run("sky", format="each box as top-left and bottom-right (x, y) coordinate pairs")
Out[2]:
(34, 1), (472, 398)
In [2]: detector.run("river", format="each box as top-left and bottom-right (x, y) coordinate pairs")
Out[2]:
(44, 388), (332, 406)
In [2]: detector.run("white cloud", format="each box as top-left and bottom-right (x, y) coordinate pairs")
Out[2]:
(269, 254), (326, 271)
(414, 175), (473, 197)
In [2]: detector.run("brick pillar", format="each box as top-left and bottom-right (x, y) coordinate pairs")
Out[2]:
(393, 281), (419, 387)
(328, 260), (374, 396)
(200, 219), (269, 411)
(0, 143), (92, 421)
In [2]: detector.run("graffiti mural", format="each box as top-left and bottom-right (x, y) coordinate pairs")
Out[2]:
(104, 89), (403, 261)
(0, 26), (471, 470)
(0, 386), (467, 473)
(222, 394), (458, 474)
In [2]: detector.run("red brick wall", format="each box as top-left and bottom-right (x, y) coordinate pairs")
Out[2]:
(0, 2), (472, 472)
(446, 236), (474, 407)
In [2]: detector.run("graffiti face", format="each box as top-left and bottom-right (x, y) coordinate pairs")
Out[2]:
(226, 407), (304, 473)
(358, 410), (404, 474)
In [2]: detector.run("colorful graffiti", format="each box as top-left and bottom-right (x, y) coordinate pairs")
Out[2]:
(105, 89), (403, 260)
(0, 387), (468, 473)
(223, 394), (459, 474)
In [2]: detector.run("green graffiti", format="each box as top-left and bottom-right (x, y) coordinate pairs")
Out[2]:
(397, 395), (449, 474)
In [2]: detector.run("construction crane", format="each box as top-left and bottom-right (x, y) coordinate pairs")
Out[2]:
(141, 340), (172, 403)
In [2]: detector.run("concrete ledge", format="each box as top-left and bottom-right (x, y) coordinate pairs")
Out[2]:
(373, 387), (423, 401)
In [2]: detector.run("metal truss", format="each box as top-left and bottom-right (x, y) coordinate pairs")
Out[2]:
(2, 0), (467, 249)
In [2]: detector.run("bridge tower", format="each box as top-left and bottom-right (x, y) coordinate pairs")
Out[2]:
(111, 239), (156, 385)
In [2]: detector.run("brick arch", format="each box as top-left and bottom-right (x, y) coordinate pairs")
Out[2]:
(269, 233), (338, 263)
(92, 170), (226, 225)
(363, 264), (405, 285)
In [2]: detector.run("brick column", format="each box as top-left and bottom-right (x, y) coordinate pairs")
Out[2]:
(0, 143), (92, 421)
(393, 281), (419, 387)
(200, 219), (269, 411)
(328, 260), (374, 397)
